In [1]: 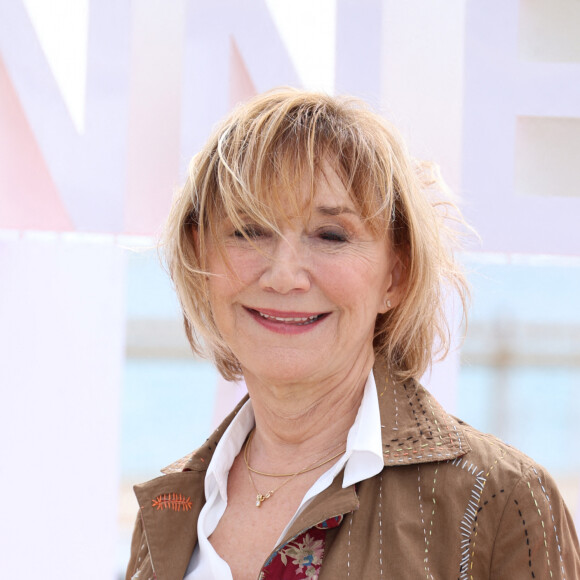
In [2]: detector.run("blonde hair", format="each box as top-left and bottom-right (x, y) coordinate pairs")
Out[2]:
(163, 88), (469, 382)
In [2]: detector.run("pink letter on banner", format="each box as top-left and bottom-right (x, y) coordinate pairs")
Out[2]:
(0, 54), (73, 230)
(0, 0), (131, 233)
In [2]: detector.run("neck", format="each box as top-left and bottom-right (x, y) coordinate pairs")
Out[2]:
(241, 350), (374, 471)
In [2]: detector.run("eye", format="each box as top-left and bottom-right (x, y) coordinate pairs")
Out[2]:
(233, 224), (268, 239)
(318, 229), (349, 243)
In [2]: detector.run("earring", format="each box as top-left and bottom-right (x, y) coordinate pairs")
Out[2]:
(385, 299), (392, 310)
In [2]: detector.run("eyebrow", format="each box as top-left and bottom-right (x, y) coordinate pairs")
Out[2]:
(315, 205), (358, 217)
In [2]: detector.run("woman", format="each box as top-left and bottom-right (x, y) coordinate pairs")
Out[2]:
(126, 89), (579, 579)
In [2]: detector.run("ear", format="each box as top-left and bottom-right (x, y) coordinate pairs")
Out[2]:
(378, 248), (407, 314)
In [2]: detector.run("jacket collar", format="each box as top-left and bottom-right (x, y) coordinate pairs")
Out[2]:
(133, 360), (469, 579)
(373, 356), (470, 467)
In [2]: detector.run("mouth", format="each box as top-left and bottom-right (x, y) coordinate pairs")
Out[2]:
(246, 308), (329, 327)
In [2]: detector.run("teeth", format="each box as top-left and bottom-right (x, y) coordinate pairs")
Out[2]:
(257, 311), (320, 324)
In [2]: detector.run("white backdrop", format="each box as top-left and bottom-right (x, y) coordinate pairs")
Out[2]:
(1, 1), (578, 577)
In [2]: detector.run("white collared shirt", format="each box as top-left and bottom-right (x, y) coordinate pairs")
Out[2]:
(184, 373), (384, 579)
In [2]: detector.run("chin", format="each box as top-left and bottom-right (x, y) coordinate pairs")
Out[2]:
(243, 356), (324, 386)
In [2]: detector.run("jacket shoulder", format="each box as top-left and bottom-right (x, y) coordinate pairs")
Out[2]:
(446, 417), (555, 499)
(455, 418), (539, 478)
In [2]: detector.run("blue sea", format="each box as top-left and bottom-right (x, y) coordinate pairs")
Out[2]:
(121, 358), (219, 480)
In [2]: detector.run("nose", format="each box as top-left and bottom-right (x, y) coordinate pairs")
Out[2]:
(259, 235), (311, 294)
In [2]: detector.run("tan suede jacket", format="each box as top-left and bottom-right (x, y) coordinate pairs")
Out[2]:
(126, 359), (580, 579)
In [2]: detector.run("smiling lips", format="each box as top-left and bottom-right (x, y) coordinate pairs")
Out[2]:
(258, 311), (322, 325)
(246, 307), (328, 332)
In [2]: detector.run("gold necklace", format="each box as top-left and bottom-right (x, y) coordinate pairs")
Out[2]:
(244, 429), (346, 507)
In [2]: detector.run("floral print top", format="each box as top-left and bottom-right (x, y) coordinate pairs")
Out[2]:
(259, 516), (343, 579)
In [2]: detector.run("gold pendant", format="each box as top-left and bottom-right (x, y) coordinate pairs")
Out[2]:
(255, 492), (271, 507)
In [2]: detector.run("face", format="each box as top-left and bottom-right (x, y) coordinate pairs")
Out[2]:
(204, 168), (402, 387)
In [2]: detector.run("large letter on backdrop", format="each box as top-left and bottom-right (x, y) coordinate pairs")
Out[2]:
(181, 0), (300, 165)
(0, 0), (130, 233)
(462, 0), (580, 255)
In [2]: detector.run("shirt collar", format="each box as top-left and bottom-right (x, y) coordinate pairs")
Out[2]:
(342, 372), (384, 487)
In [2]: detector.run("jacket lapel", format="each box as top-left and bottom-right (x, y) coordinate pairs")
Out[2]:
(134, 471), (204, 580)
(280, 469), (359, 545)
(133, 398), (249, 580)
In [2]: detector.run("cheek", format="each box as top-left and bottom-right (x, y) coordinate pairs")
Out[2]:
(207, 255), (267, 330)
(317, 258), (386, 309)
(207, 247), (262, 288)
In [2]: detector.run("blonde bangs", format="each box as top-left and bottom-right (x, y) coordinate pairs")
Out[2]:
(200, 93), (400, 241)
